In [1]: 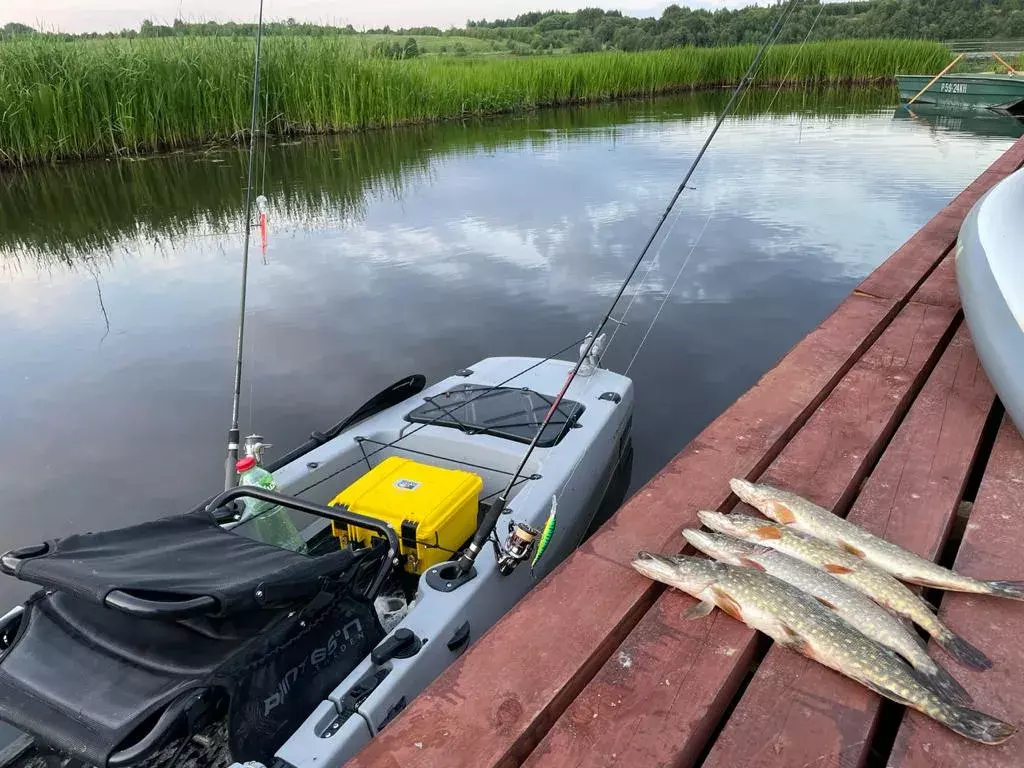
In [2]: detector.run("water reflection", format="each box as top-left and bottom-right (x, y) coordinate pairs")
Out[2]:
(1, 87), (899, 265)
(893, 103), (1024, 139)
(0, 86), (1017, 610)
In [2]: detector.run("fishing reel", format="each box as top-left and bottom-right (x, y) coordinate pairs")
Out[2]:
(243, 434), (272, 466)
(496, 521), (539, 575)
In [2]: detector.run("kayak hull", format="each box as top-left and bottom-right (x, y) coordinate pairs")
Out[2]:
(957, 168), (1024, 432)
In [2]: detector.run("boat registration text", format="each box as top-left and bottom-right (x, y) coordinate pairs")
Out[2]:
(939, 81), (968, 94)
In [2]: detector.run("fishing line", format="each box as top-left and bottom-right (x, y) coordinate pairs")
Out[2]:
(624, 211), (714, 375)
(261, 86), (270, 196)
(619, 2), (821, 381)
(516, 211), (713, 536)
(544, 1), (813, 523)
(603, 196), (687, 359)
(223, 0), (267, 490)
(764, 0), (827, 115)
(617, 0), (809, 369)
(518, 3), (805, 519)
(295, 336), (588, 496)
(454, 0), (803, 577)
(606, 0), (802, 366)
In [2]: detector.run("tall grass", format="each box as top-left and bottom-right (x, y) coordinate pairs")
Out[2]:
(0, 38), (949, 167)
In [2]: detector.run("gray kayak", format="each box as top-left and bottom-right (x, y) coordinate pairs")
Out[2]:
(0, 355), (634, 768)
(957, 166), (1024, 431)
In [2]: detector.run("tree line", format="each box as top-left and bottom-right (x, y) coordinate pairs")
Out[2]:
(466, 1), (1024, 52)
(4, 0), (1024, 52)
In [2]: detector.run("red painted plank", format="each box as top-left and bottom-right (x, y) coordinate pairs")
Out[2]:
(854, 226), (951, 305)
(889, 417), (1024, 768)
(346, 292), (896, 768)
(701, 324), (994, 768)
(910, 256), (958, 309)
(524, 301), (958, 768)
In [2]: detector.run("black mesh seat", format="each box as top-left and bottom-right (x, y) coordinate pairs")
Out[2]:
(0, 495), (394, 767)
(3, 509), (358, 618)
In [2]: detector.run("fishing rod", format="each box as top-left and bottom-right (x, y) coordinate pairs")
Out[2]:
(224, 0), (267, 490)
(454, 0), (800, 578)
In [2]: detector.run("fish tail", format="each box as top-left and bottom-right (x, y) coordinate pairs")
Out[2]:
(940, 703), (1016, 744)
(985, 579), (1024, 600)
(937, 630), (993, 671)
(916, 661), (972, 705)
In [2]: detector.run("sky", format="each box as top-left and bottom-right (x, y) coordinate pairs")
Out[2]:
(4, 0), (748, 35)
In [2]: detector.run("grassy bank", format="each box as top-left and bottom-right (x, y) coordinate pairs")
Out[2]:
(0, 38), (949, 167)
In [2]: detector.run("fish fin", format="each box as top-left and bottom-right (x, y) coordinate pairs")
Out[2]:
(911, 661), (973, 706)
(896, 614), (927, 640)
(754, 526), (782, 541)
(937, 631), (993, 671)
(904, 576), (953, 590)
(710, 586), (745, 623)
(943, 705), (1016, 744)
(985, 580), (1024, 601)
(738, 556), (766, 572)
(683, 600), (716, 620)
(772, 503), (797, 525)
(840, 541), (867, 559)
(853, 674), (914, 707)
(777, 622), (815, 658)
(905, 621), (929, 647)
(824, 563), (854, 575)
(813, 595), (837, 610)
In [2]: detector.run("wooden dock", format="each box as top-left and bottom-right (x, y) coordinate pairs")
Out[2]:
(349, 134), (1024, 768)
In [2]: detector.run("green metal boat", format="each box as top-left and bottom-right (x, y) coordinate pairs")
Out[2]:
(896, 73), (1024, 114)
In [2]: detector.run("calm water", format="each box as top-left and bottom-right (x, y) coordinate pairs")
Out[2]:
(1, 89), (1020, 609)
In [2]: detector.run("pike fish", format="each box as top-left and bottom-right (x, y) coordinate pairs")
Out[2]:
(698, 511), (992, 670)
(682, 529), (970, 704)
(631, 552), (1014, 744)
(731, 478), (1024, 600)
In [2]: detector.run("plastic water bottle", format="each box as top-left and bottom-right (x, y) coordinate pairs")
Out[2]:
(235, 457), (307, 553)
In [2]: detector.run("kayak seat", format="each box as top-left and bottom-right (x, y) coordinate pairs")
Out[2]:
(0, 500), (391, 767)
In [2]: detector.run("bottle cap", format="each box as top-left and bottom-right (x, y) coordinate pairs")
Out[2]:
(236, 457), (257, 473)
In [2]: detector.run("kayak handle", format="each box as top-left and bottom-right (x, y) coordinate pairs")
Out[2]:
(104, 591), (218, 619)
(0, 543), (50, 577)
(207, 486), (399, 600)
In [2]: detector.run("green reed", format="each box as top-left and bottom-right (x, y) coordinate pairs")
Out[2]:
(0, 37), (949, 167)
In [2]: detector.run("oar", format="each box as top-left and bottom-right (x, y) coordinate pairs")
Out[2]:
(992, 52), (1019, 76)
(265, 374), (426, 472)
(905, 53), (966, 107)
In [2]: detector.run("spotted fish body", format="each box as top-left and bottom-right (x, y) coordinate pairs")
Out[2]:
(682, 529), (969, 704)
(730, 478), (1024, 600)
(698, 511), (992, 670)
(631, 553), (1014, 744)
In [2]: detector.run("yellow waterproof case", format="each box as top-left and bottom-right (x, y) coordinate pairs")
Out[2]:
(329, 457), (483, 575)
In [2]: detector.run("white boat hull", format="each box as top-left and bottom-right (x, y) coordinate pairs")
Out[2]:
(957, 168), (1024, 432)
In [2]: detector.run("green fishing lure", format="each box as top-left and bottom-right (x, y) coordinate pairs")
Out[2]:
(531, 496), (558, 568)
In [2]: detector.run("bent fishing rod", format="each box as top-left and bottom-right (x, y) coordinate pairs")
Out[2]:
(454, 0), (800, 578)
(224, 0), (267, 490)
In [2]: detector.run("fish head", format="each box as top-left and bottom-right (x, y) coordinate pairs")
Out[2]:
(698, 510), (785, 542)
(682, 529), (755, 566)
(729, 478), (799, 526)
(632, 552), (721, 596)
